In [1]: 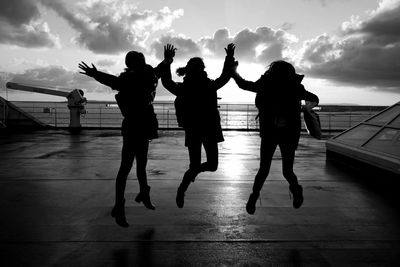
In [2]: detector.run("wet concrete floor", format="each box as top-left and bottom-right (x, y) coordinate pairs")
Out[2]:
(0, 129), (399, 266)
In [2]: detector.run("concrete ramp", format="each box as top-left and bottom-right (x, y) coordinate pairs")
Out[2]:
(0, 96), (47, 129)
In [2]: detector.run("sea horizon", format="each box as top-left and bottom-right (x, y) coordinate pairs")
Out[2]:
(4, 98), (391, 107)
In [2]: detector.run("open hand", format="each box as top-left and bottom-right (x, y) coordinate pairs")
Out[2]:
(78, 62), (97, 77)
(224, 43), (235, 58)
(164, 44), (177, 63)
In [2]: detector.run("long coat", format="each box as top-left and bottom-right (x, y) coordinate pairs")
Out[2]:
(93, 64), (160, 140)
(235, 73), (319, 149)
(161, 57), (233, 146)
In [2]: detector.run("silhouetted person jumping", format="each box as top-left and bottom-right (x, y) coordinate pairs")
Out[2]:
(79, 51), (166, 227)
(161, 43), (236, 208)
(232, 60), (319, 214)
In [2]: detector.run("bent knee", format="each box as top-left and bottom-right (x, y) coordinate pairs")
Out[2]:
(282, 169), (296, 179)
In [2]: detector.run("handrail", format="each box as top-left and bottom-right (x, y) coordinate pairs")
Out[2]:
(5, 101), (387, 131)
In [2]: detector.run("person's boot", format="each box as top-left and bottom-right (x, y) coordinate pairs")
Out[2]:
(176, 186), (185, 208)
(289, 184), (303, 209)
(135, 185), (155, 210)
(111, 199), (129, 228)
(246, 191), (260, 215)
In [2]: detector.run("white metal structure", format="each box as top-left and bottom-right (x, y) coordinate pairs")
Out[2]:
(326, 101), (400, 175)
(6, 82), (87, 128)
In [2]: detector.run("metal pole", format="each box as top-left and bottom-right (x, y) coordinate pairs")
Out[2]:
(349, 107), (352, 127)
(246, 104), (249, 130)
(225, 105), (228, 129)
(100, 106), (102, 128)
(52, 108), (57, 127)
(328, 111), (331, 132)
(167, 109), (169, 129)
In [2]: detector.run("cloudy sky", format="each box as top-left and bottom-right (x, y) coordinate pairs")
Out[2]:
(0, 0), (399, 105)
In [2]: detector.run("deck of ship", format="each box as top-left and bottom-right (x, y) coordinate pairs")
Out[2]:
(0, 129), (399, 266)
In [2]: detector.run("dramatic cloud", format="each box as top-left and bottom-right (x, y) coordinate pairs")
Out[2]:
(41, 0), (183, 54)
(96, 59), (117, 67)
(151, 27), (297, 63)
(0, 0), (59, 48)
(7, 66), (110, 93)
(299, 0), (400, 91)
(0, 0), (40, 26)
(151, 35), (201, 60)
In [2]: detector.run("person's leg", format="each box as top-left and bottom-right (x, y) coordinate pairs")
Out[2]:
(279, 138), (303, 209)
(246, 136), (277, 214)
(176, 142), (201, 208)
(279, 142), (298, 186)
(112, 136), (135, 227)
(183, 142), (202, 186)
(253, 137), (277, 193)
(134, 139), (155, 210)
(135, 139), (149, 191)
(115, 137), (135, 205)
(200, 141), (218, 172)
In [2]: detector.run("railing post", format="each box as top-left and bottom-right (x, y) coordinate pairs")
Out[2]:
(246, 104), (249, 130)
(349, 107), (352, 127)
(99, 106), (102, 128)
(167, 109), (169, 129)
(225, 105), (228, 129)
(52, 107), (57, 127)
(162, 103), (165, 128)
(328, 111), (331, 132)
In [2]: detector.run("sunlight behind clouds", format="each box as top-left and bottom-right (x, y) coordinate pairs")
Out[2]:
(1, 0), (399, 104)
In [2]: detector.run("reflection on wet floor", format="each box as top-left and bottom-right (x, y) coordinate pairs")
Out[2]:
(0, 129), (399, 266)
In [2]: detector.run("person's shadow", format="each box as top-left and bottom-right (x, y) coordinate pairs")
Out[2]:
(112, 228), (155, 267)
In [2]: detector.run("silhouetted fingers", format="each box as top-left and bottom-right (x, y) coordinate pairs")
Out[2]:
(164, 44), (177, 59)
(168, 44), (176, 52)
(227, 43), (235, 51)
(80, 61), (90, 68)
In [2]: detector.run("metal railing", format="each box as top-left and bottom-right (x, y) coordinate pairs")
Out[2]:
(8, 101), (387, 131)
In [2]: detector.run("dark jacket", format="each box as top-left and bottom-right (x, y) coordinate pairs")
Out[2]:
(161, 57), (233, 146)
(93, 64), (162, 140)
(234, 73), (319, 146)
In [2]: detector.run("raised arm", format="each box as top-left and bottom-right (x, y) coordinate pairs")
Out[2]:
(232, 71), (258, 93)
(160, 44), (180, 96)
(296, 83), (319, 108)
(79, 61), (120, 89)
(211, 43), (236, 90)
